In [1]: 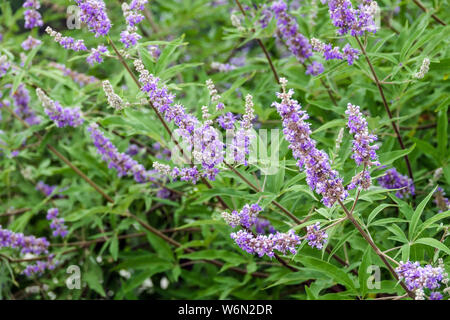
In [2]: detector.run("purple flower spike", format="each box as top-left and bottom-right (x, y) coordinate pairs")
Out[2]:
(346, 103), (379, 190)
(273, 78), (348, 207)
(306, 222), (328, 249)
(378, 168), (415, 198)
(74, 0), (111, 37)
(271, 0), (313, 63)
(88, 123), (156, 184)
(36, 89), (84, 128)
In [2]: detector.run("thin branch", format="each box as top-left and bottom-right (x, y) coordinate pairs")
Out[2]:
(411, 0), (446, 26)
(354, 36), (414, 186)
(337, 199), (415, 299)
(234, 0), (280, 83)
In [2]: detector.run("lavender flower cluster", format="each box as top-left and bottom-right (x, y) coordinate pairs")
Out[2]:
(136, 61), (227, 182)
(23, 0), (43, 29)
(46, 27), (88, 52)
(223, 203), (301, 258)
(271, 0), (325, 76)
(322, 0), (378, 36)
(88, 123), (156, 183)
(46, 208), (68, 238)
(45, 27), (107, 66)
(74, 0), (111, 37)
(21, 36), (42, 51)
(120, 0), (148, 48)
(217, 112), (237, 130)
(36, 181), (58, 197)
(49, 62), (98, 87)
(230, 229), (301, 258)
(311, 38), (359, 66)
(273, 78), (348, 207)
(9, 84), (41, 126)
(434, 187), (450, 213)
(0, 55), (10, 78)
(230, 94), (256, 165)
(346, 103), (379, 190)
(377, 167), (415, 198)
(23, 255), (56, 277)
(396, 260), (448, 300)
(0, 225), (49, 255)
(36, 88), (84, 127)
(306, 222), (328, 249)
(222, 203), (263, 229)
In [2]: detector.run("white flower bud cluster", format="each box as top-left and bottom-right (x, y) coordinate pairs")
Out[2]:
(102, 80), (128, 110)
(414, 58), (430, 79)
(310, 38), (325, 52)
(242, 94), (255, 130)
(153, 161), (171, 176)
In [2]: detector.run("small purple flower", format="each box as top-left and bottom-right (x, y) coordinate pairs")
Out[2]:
(222, 203), (262, 229)
(86, 45), (108, 66)
(429, 292), (443, 300)
(74, 0), (111, 37)
(120, 28), (142, 48)
(36, 89), (84, 128)
(378, 168), (415, 198)
(9, 84), (41, 125)
(22, 255), (56, 277)
(21, 36), (42, 51)
(306, 222), (328, 249)
(230, 229), (301, 258)
(342, 43), (360, 65)
(88, 123), (156, 183)
(0, 225), (49, 255)
(396, 261), (446, 291)
(0, 55), (11, 78)
(148, 45), (161, 60)
(46, 27), (88, 52)
(305, 61), (324, 76)
(24, 9), (43, 29)
(271, 0), (313, 63)
(217, 112), (237, 130)
(36, 181), (57, 197)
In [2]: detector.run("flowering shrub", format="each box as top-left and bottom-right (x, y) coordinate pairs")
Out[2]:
(0, 0), (448, 300)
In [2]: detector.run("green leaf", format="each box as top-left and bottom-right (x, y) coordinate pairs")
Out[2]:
(409, 186), (437, 239)
(359, 246), (372, 298)
(296, 256), (356, 291)
(414, 238), (450, 256)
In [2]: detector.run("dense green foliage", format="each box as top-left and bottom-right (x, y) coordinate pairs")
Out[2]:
(0, 0), (448, 300)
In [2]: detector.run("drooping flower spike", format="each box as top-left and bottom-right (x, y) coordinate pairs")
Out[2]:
(23, 0), (43, 29)
(88, 123), (156, 183)
(46, 27), (88, 52)
(377, 167), (415, 198)
(74, 0), (112, 37)
(9, 84), (41, 126)
(311, 38), (360, 66)
(346, 103), (379, 190)
(271, 1), (313, 64)
(273, 78), (348, 207)
(36, 88), (84, 128)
